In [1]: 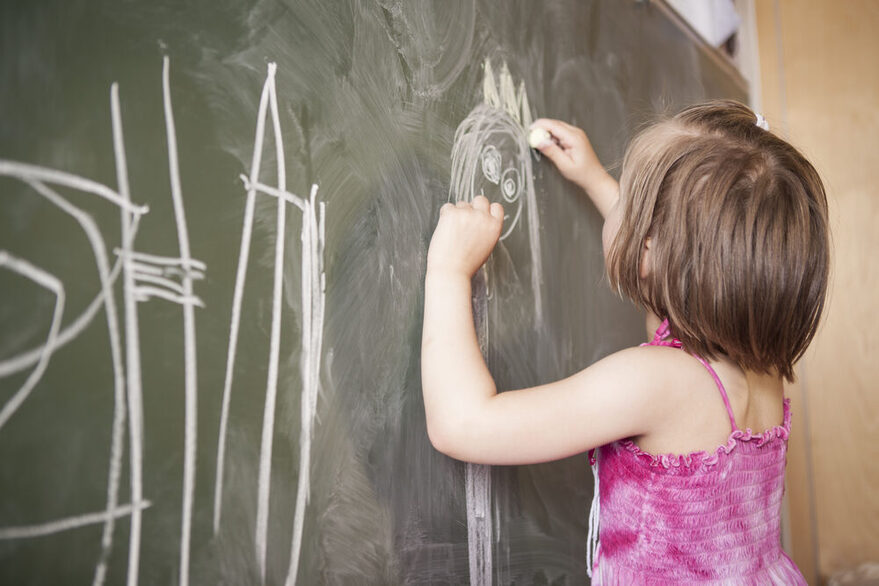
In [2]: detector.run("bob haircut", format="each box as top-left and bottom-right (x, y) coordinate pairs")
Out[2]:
(606, 100), (829, 381)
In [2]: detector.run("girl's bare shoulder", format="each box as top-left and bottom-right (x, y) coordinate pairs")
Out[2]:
(584, 344), (713, 434)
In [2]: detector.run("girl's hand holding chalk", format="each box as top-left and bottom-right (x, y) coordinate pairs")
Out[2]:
(529, 119), (601, 187)
(427, 195), (504, 278)
(530, 118), (619, 219)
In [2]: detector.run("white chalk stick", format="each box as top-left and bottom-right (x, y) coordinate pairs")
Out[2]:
(527, 127), (551, 149)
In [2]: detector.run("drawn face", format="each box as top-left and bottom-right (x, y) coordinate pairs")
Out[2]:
(476, 136), (526, 236)
(449, 104), (533, 241)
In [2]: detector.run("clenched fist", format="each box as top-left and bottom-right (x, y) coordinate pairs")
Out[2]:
(427, 195), (504, 278)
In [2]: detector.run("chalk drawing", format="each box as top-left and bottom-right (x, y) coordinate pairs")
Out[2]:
(448, 58), (544, 586)
(449, 59), (543, 321)
(212, 62), (327, 586)
(0, 56), (202, 586)
(3, 56), (326, 586)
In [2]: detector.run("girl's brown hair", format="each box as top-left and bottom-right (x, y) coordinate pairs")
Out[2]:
(607, 100), (829, 381)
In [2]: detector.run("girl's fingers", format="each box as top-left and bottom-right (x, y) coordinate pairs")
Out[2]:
(490, 202), (504, 221)
(536, 140), (573, 172)
(471, 195), (490, 212)
(456, 200), (470, 209)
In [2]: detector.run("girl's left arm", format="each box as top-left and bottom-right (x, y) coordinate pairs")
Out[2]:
(422, 196), (668, 465)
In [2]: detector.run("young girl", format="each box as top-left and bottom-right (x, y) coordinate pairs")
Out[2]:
(421, 100), (828, 584)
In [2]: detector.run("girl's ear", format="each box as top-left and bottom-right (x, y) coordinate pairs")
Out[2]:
(639, 237), (653, 279)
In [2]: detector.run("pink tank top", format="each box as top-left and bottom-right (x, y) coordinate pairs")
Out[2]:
(586, 320), (806, 584)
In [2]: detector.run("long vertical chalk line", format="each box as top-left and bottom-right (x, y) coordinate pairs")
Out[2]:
(111, 81), (147, 586)
(162, 56), (200, 586)
(213, 61), (274, 535)
(467, 268), (493, 586)
(466, 463), (493, 586)
(284, 184), (325, 586)
(286, 200), (312, 586)
(254, 62), (287, 584)
(524, 167), (543, 325)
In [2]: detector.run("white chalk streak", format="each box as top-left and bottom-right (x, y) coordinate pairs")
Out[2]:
(255, 62), (287, 585)
(466, 268), (493, 586)
(111, 81), (146, 586)
(162, 56), (199, 586)
(132, 287), (202, 306)
(524, 166), (543, 325)
(0, 501), (151, 540)
(132, 286), (204, 308)
(0, 252), (65, 432)
(0, 160), (147, 215)
(155, 266), (204, 280)
(212, 61), (275, 537)
(129, 261), (166, 277)
(466, 463), (493, 586)
(238, 174), (306, 210)
(285, 185), (325, 586)
(131, 272), (186, 295)
(119, 249), (206, 271)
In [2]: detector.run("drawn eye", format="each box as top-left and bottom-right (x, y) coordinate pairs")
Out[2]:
(500, 167), (520, 202)
(480, 145), (501, 184)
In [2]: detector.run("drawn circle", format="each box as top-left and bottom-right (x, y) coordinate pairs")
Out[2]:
(500, 167), (520, 202)
(480, 145), (502, 184)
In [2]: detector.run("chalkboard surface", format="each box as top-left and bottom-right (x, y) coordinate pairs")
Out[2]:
(0, 1), (746, 584)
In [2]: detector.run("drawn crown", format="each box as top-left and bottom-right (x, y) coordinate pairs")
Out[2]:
(482, 59), (533, 129)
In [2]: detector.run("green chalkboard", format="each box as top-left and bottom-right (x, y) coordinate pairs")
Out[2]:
(0, 0), (746, 584)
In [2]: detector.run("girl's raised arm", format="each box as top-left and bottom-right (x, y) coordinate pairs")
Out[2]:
(421, 195), (669, 465)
